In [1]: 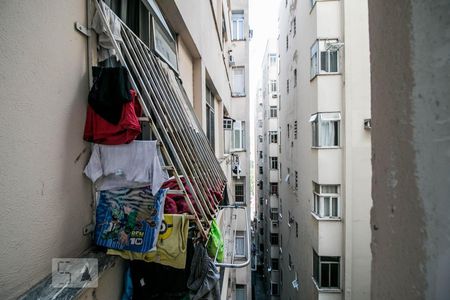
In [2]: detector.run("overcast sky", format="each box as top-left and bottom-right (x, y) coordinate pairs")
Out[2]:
(248, 0), (280, 209)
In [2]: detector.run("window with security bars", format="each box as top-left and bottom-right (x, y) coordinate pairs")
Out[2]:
(271, 258), (279, 271)
(270, 80), (278, 93)
(313, 250), (340, 289)
(259, 166), (263, 174)
(295, 171), (298, 190)
(313, 182), (340, 218)
(235, 183), (245, 203)
(294, 120), (298, 139)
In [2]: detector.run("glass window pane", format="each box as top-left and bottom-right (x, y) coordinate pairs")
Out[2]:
(320, 51), (328, 72)
(330, 51), (338, 72)
(332, 197), (338, 216)
(321, 263), (330, 287)
(330, 263), (339, 287)
(324, 197), (330, 216)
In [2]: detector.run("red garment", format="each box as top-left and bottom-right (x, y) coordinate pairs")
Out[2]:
(83, 89), (142, 145)
(162, 177), (198, 214)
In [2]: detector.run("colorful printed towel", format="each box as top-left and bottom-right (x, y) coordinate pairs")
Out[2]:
(95, 186), (167, 252)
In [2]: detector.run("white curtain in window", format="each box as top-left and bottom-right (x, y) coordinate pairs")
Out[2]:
(233, 121), (245, 149)
(235, 236), (245, 256)
(319, 113), (340, 146)
(233, 67), (245, 95)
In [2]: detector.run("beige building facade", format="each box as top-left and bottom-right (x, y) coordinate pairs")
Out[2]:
(273, 0), (372, 299)
(0, 0), (250, 299)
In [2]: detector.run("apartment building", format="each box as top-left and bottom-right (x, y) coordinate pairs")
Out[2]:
(274, 0), (372, 299)
(255, 40), (281, 299)
(0, 0), (250, 299)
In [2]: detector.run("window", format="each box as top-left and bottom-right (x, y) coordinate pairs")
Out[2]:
(269, 54), (277, 66)
(223, 118), (233, 130)
(293, 17), (297, 36)
(286, 79), (290, 94)
(286, 168), (291, 185)
(294, 69), (297, 87)
(206, 87), (215, 150)
(270, 80), (278, 93)
(259, 212), (263, 221)
(259, 151), (263, 159)
(310, 39), (340, 78)
(232, 121), (245, 149)
(270, 233), (279, 245)
(310, 112), (341, 147)
(279, 198), (283, 217)
(269, 131), (278, 143)
(271, 283), (279, 296)
(313, 250), (340, 289)
(259, 197), (263, 205)
(287, 124), (290, 138)
(270, 106), (278, 118)
(231, 11), (245, 40)
(294, 121), (298, 139)
(258, 120), (263, 128)
(313, 183), (340, 218)
(259, 181), (263, 190)
(259, 166), (263, 174)
(286, 35), (289, 51)
(271, 208), (279, 221)
(236, 284), (247, 300)
(235, 231), (245, 257)
(295, 171), (298, 190)
(258, 135), (263, 143)
(232, 67), (246, 96)
(270, 183), (278, 195)
(269, 157), (278, 170)
(108, 0), (177, 70)
(235, 183), (245, 203)
(288, 253), (293, 269)
(295, 221), (299, 237)
(272, 258), (279, 271)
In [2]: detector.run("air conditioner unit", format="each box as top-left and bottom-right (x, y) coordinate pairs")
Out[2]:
(229, 55), (235, 66)
(272, 93), (278, 98)
(364, 118), (372, 130)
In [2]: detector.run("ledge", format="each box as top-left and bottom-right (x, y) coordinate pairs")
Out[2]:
(312, 277), (342, 293)
(18, 248), (118, 300)
(311, 212), (342, 221)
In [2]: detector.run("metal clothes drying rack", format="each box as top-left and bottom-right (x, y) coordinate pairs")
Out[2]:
(93, 0), (227, 239)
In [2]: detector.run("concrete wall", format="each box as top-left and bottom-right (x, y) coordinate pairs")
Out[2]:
(369, 0), (450, 299)
(0, 1), (104, 299)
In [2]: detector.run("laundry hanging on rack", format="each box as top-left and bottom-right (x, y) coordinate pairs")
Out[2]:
(94, 187), (167, 253)
(91, 1), (123, 62)
(206, 220), (224, 263)
(128, 238), (194, 300)
(108, 214), (189, 269)
(84, 89), (142, 145)
(88, 66), (132, 125)
(84, 140), (169, 193)
(187, 243), (220, 300)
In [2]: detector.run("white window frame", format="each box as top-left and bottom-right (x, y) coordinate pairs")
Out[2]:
(235, 183), (245, 203)
(270, 106), (278, 118)
(269, 131), (278, 144)
(310, 112), (341, 148)
(223, 118), (233, 130)
(270, 80), (278, 93)
(232, 120), (245, 150)
(313, 251), (340, 289)
(269, 156), (278, 170)
(310, 39), (340, 79)
(232, 66), (246, 96)
(235, 231), (245, 257)
(231, 11), (245, 41)
(312, 183), (340, 218)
